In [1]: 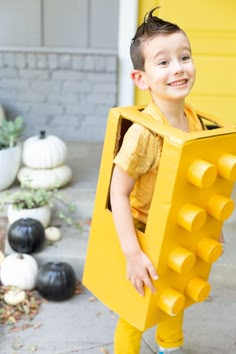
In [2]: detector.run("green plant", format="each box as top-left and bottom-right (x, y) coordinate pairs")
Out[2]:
(0, 185), (79, 228)
(0, 116), (24, 150)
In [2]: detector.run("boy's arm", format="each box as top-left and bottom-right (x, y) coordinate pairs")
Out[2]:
(110, 165), (158, 296)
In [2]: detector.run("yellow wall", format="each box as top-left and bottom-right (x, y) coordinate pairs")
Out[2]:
(136, 0), (236, 123)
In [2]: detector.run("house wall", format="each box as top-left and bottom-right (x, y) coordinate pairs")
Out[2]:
(0, 0), (119, 141)
(0, 48), (117, 141)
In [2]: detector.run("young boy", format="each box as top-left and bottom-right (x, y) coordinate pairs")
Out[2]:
(110, 7), (224, 354)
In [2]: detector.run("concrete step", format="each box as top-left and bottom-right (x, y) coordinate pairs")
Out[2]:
(5, 222), (90, 281)
(0, 141), (103, 219)
(63, 141), (103, 219)
(2, 141), (103, 280)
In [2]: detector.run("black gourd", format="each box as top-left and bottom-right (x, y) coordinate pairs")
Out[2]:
(36, 261), (76, 301)
(8, 218), (45, 254)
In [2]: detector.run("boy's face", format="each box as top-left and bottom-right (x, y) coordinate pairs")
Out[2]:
(133, 32), (195, 104)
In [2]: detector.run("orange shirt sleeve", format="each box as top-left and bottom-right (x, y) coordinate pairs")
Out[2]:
(113, 123), (159, 180)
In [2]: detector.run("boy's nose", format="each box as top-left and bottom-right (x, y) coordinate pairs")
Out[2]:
(173, 60), (184, 74)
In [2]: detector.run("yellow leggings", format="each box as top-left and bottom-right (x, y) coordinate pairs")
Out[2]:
(114, 312), (184, 354)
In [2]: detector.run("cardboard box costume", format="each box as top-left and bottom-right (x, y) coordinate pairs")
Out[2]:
(83, 105), (236, 331)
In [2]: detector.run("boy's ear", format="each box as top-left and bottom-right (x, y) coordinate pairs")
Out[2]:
(130, 70), (149, 91)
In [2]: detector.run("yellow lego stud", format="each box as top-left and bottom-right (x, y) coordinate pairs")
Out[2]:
(168, 247), (196, 274)
(217, 153), (236, 181)
(207, 194), (234, 221)
(185, 277), (211, 302)
(177, 203), (207, 232)
(187, 159), (217, 188)
(158, 288), (185, 316)
(196, 237), (223, 263)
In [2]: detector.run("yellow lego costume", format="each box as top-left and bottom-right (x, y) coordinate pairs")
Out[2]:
(83, 103), (236, 332)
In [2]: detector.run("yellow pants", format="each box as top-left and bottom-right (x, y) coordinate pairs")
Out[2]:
(114, 312), (184, 354)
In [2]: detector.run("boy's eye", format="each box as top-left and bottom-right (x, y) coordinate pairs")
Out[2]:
(181, 55), (191, 61)
(158, 60), (168, 66)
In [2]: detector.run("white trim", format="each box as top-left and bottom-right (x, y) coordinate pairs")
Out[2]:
(117, 0), (138, 106)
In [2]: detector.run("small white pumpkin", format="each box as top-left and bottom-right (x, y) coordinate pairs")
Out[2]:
(17, 165), (72, 190)
(45, 226), (62, 242)
(0, 253), (38, 290)
(4, 287), (26, 306)
(23, 131), (67, 169)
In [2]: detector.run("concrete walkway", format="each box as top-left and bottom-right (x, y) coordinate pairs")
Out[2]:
(1, 142), (236, 354)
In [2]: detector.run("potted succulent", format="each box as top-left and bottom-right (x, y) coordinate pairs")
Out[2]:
(0, 110), (24, 191)
(0, 185), (77, 228)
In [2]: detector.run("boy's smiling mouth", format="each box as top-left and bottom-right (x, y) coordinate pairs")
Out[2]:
(168, 79), (187, 86)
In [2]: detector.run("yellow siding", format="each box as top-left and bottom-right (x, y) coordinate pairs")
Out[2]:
(138, 0), (159, 23)
(136, 0), (236, 123)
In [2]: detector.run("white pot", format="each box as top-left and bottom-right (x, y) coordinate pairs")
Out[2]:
(0, 145), (21, 190)
(7, 204), (52, 228)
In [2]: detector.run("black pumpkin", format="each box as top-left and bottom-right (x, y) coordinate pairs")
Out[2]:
(36, 262), (76, 301)
(8, 218), (45, 254)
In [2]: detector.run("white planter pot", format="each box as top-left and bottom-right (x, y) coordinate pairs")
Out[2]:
(0, 145), (21, 191)
(7, 204), (52, 228)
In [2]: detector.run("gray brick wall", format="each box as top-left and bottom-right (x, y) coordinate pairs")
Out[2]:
(0, 48), (117, 141)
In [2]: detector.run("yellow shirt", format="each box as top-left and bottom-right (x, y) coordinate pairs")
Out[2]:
(113, 101), (204, 224)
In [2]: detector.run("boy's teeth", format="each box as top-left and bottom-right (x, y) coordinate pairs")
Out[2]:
(170, 79), (186, 86)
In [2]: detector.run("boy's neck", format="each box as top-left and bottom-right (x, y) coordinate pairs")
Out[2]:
(152, 97), (188, 132)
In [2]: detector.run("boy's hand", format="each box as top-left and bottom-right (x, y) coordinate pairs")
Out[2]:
(219, 232), (224, 244)
(126, 250), (158, 296)
(219, 232), (225, 254)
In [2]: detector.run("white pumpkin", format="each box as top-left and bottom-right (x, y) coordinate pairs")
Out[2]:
(4, 288), (26, 306)
(45, 226), (62, 242)
(23, 131), (67, 169)
(0, 253), (38, 290)
(17, 165), (72, 190)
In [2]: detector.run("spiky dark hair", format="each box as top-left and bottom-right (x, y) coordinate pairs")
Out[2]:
(130, 7), (183, 70)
